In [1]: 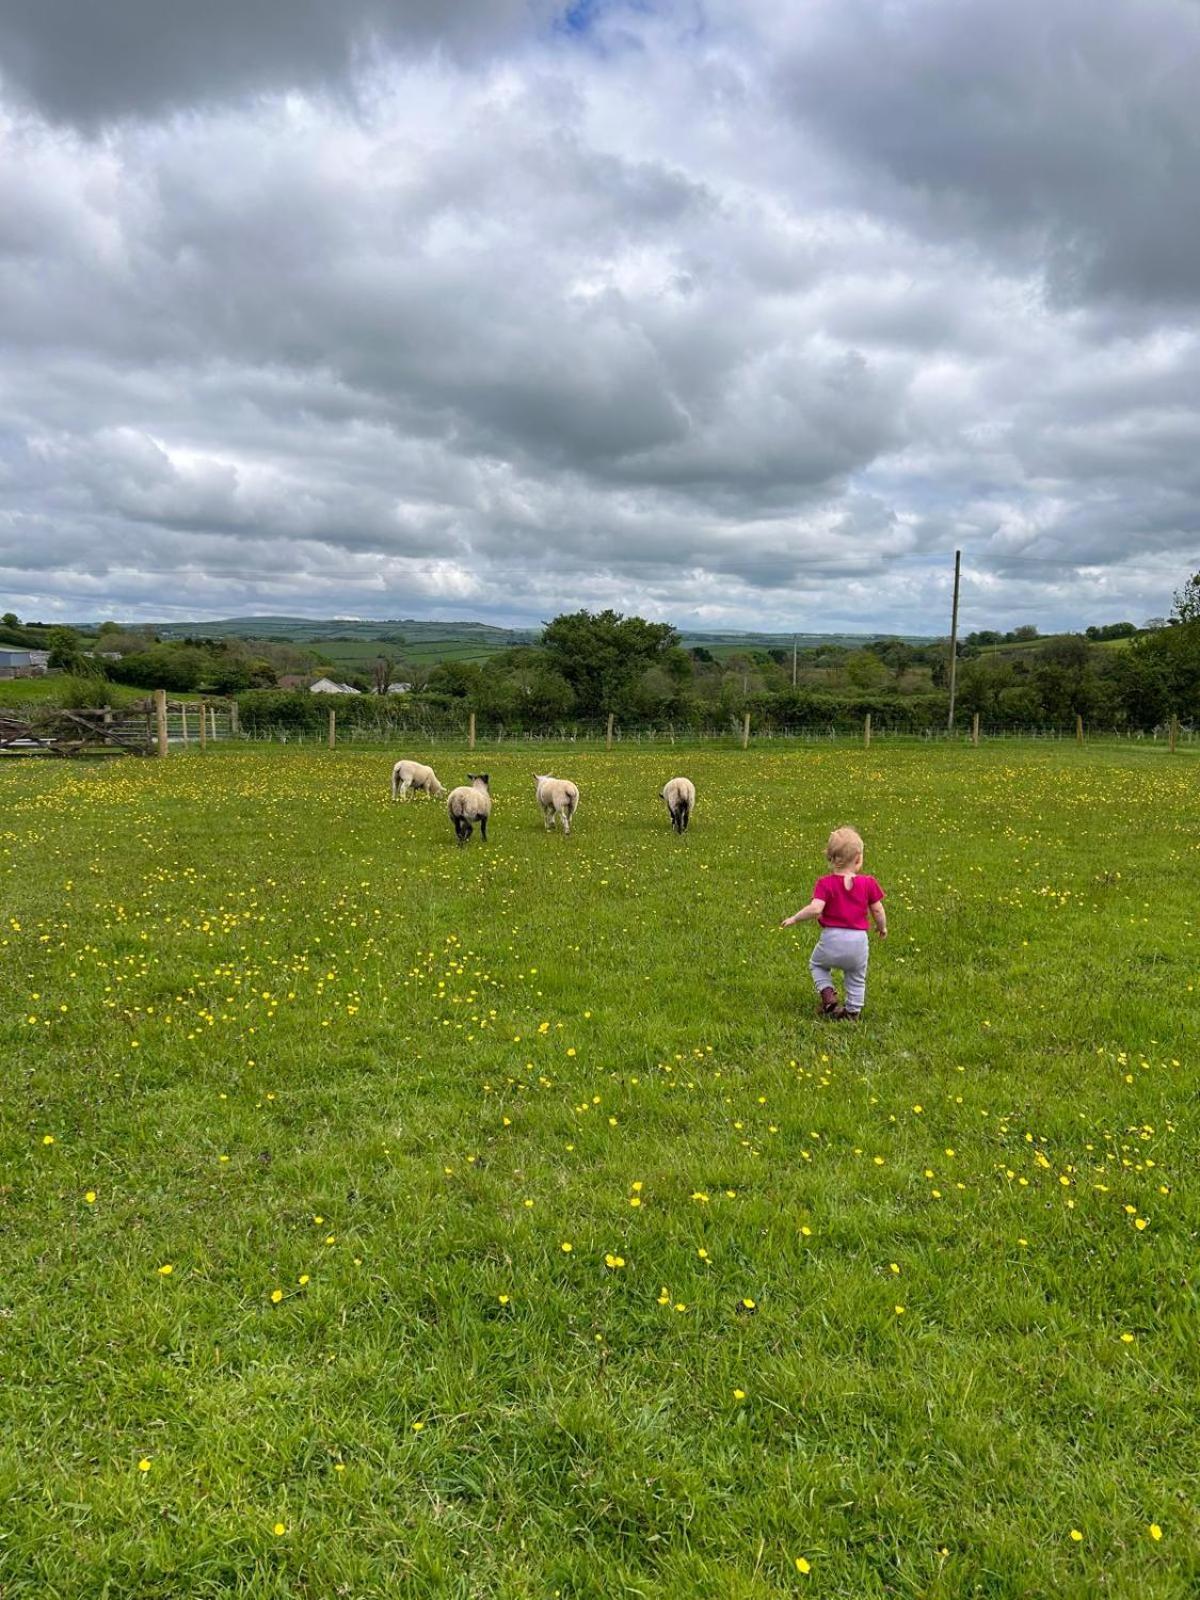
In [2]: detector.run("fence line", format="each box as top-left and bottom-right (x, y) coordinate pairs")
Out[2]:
(7, 694), (1190, 755)
(229, 718), (1196, 749)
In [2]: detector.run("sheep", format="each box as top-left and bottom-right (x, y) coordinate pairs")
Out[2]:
(661, 775), (696, 833)
(447, 773), (491, 845)
(534, 774), (579, 836)
(391, 759), (447, 801)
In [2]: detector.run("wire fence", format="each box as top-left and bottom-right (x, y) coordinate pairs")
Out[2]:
(2, 692), (1191, 756)
(230, 717), (1196, 750)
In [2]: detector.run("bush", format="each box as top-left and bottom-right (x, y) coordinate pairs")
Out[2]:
(109, 646), (211, 692)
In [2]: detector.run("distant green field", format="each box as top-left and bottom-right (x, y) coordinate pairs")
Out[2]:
(976, 633), (1137, 660)
(2, 742), (1196, 1597)
(135, 616), (935, 668)
(311, 637), (515, 673)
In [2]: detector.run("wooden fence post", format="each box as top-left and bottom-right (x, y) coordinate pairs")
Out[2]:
(1075, 713), (1084, 745)
(468, 711), (476, 751)
(328, 708), (336, 748)
(198, 698), (207, 752)
(742, 710), (751, 749)
(606, 712), (614, 751)
(972, 711), (980, 747)
(864, 712), (871, 749)
(180, 700), (189, 746)
(229, 700), (239, 736)
(154, 689), (168, 757)
(1169, 714), (1178, 753)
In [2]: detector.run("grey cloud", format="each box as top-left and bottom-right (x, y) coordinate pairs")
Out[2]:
(773, 0), (1200, 308)
(1, 0), (1197, 635)
(0, 0), (567, 127)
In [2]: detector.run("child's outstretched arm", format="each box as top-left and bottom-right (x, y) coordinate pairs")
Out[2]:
(869, 898), (887, 938)
(780, 897), (825, 928)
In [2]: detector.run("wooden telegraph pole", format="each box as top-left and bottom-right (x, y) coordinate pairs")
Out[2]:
(947, 549), (962, 732)
(791, 634), (798, 688)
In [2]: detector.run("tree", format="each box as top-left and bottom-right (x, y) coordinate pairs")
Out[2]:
(541, 610), (680, 718)
(1118, 614), (1200, 723)
(1, 612), (18, 628)
(208, 661), (254, 694)
(47, 626), (85, 671)
(1171, 573), (1200, 625)
(372, 655), (396, 694)
(1085, 622), (1136, 641)
(844, 649), (888, 691)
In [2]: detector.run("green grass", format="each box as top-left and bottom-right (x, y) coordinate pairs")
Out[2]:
(313, 636), (515, 672)
(0, 676), (144, 709)
(1, 743), (1197, 1597)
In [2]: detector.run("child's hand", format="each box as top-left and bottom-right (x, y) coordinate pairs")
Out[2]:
(780, 914), (796, 927)
(876, 926), (887, 939)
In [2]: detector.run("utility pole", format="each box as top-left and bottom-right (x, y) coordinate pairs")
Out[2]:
(791, 634), (797, 688)
(947, 548), (962, 732)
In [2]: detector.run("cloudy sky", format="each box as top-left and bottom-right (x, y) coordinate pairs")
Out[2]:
(1, 0), (1197, 634)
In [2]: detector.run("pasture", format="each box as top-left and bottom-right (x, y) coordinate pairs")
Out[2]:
(1, 742), (1197, 1598)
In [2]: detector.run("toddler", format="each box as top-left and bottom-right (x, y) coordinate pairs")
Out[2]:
(780, 825), (887, 1020)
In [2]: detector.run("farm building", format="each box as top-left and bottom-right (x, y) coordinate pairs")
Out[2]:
(309, 678), (361, 695)
(0, 647), (41, 679)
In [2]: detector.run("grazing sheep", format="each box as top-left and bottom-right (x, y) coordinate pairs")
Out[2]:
(534, 774), (579, 836)
(447, 773), (491, 845)
(391, 759), (447, 800)
(661, 775), (696, 833)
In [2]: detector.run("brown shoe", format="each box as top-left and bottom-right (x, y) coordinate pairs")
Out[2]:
(818, 986), (839, 1016)
(832, 1006), (860, 1022)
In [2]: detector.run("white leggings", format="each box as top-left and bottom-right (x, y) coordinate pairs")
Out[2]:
(809, 927), (870, 1010)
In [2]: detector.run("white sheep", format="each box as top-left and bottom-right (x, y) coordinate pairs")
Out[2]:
(447, 773), (492, 845)
(661, 775), (696, 833)
(391, 758), (447, 800)
(534, 774), (579, 836)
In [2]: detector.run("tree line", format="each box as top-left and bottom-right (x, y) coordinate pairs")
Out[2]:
(7, 574), (1198, 732)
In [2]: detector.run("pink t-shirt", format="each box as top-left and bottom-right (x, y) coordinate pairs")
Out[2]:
(813, 872), (884, 930)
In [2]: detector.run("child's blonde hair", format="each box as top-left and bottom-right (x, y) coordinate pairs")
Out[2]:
(826, 825), (864, 870)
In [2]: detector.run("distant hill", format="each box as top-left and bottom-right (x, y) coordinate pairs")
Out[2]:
(138, 615), (935, 656)
(152, 616), (539, 646)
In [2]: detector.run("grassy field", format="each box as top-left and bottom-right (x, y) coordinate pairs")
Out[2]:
(311, 636), (519, 673)
(1, 742), (1196, 1598)
(0, 677), (147, 709)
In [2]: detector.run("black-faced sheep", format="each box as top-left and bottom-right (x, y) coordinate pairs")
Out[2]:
(447, 774), (491, 845)
(534, 774), (579, 836)
(661, 775), (695, 833)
